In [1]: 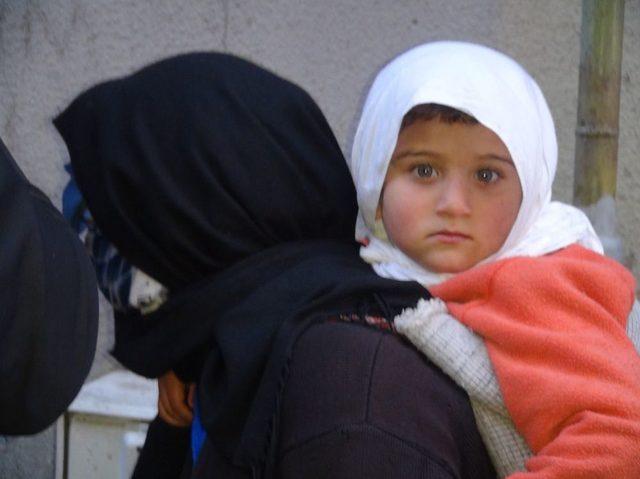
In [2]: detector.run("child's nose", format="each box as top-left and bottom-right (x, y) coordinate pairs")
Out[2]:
(435, 178), (472, 216)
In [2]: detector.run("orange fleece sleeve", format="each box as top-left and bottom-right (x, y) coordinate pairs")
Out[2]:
(431, 245), (640, 478)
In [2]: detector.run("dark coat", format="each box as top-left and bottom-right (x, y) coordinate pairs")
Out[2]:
(191, 319), (496, 479)
(0, 138), (98, 435)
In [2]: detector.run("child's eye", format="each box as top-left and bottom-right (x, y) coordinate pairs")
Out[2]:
(414, 164), (436, 178)
(476, 169), (500, 183)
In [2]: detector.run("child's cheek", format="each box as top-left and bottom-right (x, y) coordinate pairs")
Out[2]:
(380, 179), (426, 249)
(493, 197), (521, 245)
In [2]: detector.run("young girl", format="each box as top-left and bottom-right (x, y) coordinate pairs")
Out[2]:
(348, 41), (640, 478)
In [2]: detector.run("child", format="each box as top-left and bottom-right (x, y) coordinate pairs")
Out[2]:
(348, 41), (640, 478)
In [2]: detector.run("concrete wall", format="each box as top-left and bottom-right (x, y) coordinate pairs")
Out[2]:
(1, 1), (638, 477)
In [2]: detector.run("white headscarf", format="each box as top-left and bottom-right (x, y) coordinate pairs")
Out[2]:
(349, 41), (602, 286)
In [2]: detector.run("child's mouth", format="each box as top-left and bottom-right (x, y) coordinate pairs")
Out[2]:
(429, 230), (471, 244)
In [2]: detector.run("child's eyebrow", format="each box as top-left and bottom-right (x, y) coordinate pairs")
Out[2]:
(391, 150), (514, 165)
(478, 157), (515, 167)
(391, 149), (442, 161)
(478, 153), (514, 165)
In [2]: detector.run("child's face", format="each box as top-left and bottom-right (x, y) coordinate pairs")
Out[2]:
(378, 118), (522, 273)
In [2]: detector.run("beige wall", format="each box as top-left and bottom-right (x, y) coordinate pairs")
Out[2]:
(1, 1), (638, 476)
(2, 0), (639, 366)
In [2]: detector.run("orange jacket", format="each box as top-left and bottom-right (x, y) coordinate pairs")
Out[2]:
(431, 244), (640, 478)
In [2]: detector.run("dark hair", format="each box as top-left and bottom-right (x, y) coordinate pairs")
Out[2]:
(400, 103), (478, 130)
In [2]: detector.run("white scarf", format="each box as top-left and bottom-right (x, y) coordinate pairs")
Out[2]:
(348, 41), (602, 285)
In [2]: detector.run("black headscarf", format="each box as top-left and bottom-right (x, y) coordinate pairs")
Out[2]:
(54, 53), (358, 291)
(0, 138), (98, 435)
(54, 53), (428, 472)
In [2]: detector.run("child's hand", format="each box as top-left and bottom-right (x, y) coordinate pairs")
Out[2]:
(157, 369), (194, 427)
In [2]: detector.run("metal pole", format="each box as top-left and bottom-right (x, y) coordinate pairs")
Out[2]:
(574, 0), (626, 261)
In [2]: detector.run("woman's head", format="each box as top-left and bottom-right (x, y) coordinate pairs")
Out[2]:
(55, 53), (357, 290)
(349, 41), (560, 278)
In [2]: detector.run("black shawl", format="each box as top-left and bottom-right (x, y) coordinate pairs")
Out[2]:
(54, 53), (428, 471)
(0, 138), (98, 435)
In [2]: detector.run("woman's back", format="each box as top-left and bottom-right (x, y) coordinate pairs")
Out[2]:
(191, 318), (496, 479)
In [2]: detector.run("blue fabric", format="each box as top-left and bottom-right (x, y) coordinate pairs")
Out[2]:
(63, 165), (133, 312)
(191, 394), (207, 465)
(62, 164), (89, 233)
(88, 231), (133, 311)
